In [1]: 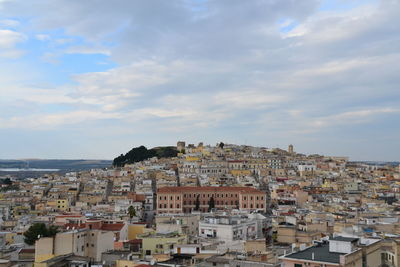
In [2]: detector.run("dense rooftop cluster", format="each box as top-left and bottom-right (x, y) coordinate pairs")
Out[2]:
(0, 142), (399, 267)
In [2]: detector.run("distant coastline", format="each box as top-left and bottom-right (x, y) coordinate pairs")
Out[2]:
(0, 168), (60, 172)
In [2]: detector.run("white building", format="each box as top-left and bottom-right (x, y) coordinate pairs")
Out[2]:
(198, 214), (262, 243)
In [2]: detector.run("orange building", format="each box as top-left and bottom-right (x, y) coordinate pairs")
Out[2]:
(157, 186), (266, 214)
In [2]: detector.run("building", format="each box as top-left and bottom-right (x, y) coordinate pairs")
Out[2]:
(198, 214), (261, 243)
(177, 141), (186, 153)
(280, 236), (381, 267)
(137, 232), (187, 257)
(157, 186), (267, 214)
(288, 144), (294, 154)
(34, 229), (114, 264)
(155, 214), (200, 238)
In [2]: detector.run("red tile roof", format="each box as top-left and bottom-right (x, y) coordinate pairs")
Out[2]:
(157, 186), (264, 194)
(101, 223), (125, 231)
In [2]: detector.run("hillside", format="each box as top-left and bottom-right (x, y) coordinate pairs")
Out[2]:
(113, 146), (177, 167)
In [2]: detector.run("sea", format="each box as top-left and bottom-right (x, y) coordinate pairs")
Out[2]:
(0, 168), (60, 172)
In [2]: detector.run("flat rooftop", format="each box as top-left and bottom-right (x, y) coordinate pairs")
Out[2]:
(283, 243), (346, 264)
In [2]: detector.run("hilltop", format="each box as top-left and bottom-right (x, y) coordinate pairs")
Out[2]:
(113, 146), (177, 167)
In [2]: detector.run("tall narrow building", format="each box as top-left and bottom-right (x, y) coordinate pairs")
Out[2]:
(288, 144), (294, 154)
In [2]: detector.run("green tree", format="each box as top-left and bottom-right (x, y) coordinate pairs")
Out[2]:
(208, 196), (215, 212)
(128, 205), (136, 219)
(2, 178), (12, 185)
(23, 223), (59, 245)
(194, 195), (200, 211)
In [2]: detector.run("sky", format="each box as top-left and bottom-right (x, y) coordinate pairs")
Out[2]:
(0, 0), (399, 161)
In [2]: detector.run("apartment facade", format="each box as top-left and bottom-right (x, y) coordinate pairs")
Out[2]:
(156, 186), (267, 214)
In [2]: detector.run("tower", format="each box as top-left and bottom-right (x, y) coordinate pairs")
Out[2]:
(177, 141), (185, 153)
(288, 144), (294, 154)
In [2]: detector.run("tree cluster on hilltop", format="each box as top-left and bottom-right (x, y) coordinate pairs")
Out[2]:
(113, 145), (177, 167)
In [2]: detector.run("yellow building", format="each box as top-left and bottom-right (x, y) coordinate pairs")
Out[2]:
(138, 232), (187, 257)
(185, 156), (200, 161)
(128, 224), (146, 240)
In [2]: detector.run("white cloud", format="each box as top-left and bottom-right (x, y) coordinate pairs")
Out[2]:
(0, 19), (19, 27)
(0, 29), (26, 48)
(310, 108), (400, 128)
(35, 34), (50, 41)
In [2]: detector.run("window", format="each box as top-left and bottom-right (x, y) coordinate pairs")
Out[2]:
(159, 196), (162, 200)
(294, 264), (302, 267)
(170, 204), (173, 208)
(177, 204), (180, 208)
(177, 196), (180, 200)
(164, 204), (167, 208)
(159, 204), (162, 208)
(171, 196), (173, 200)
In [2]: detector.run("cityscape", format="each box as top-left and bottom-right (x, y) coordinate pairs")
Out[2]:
(1, 0), (399, 267)
(1, 142), (400, 267)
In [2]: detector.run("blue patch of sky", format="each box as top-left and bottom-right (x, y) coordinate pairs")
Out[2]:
(319, 0), (378, 12)
(13, 26), (117, 86)
(41, 103), (73, 113)
(276, 18), (299, 34)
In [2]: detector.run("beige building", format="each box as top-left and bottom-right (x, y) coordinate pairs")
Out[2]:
(34, 229), (114, 264)
(277, 225), (322, 246)
(155, 214), (200, 237)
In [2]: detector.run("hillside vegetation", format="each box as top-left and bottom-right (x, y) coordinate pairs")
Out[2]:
(113, 146), (177, 167)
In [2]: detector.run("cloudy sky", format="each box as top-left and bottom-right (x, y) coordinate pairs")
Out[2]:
(0, 0), (399, 161)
